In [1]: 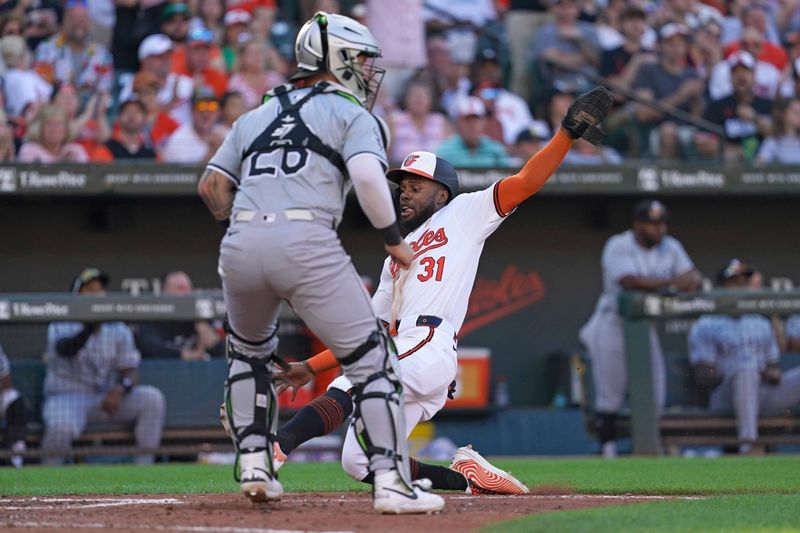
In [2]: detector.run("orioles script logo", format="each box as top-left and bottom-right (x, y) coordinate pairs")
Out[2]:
(459, 265), (546, 337)
(390, 227), (448, 277)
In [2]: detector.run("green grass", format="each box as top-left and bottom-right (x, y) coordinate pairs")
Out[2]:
(482, 495), (800, 533)
(2, 457), (799, 532)
(3, 457), (799, 497)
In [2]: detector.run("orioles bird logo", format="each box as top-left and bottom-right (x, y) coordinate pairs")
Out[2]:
(403, 154), (421, 167)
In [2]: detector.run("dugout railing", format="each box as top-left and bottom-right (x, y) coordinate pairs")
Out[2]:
(617, 289), (800, 455)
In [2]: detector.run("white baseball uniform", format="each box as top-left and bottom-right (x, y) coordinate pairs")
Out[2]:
(332, 179), (510, 481)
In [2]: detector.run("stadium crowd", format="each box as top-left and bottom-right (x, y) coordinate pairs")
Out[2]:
(2, 0), (800, 165)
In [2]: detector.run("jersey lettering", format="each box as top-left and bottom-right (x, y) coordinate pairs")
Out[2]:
(391, 227), (449, 277)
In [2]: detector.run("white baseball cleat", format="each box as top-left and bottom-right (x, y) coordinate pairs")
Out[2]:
(272, 441), (287, 472)
(449, 445), (529, 495)
(240, 450), (283, 503)
(373, 470), (445, 514)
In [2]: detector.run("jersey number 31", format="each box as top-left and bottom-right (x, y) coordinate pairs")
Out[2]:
(418, 257), (445, 282)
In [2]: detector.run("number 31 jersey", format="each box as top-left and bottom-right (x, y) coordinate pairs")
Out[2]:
(372, 181), (510, 332)
(207, 83), (387, 228)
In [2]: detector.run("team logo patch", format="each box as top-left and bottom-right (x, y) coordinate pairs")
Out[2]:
(403, 154), (421, 167)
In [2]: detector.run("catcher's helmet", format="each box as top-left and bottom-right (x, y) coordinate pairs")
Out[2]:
(387, 151), (460, 202)
(291, 11), (384, 110)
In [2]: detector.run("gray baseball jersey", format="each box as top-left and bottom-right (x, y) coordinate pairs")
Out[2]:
(689, 315), (779, 375)
(785, 314), (800, 342)
(44, 322), (140, 395)
(207, 82), (387, 227)
(0, 345), (9, 379)
(580, 229), (696, 414)
(596, 229), (695, 315)
(689, 313), (800, 442)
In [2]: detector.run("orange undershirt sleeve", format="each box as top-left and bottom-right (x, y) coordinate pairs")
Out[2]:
(495, 128), (574, 215)
(306, 349), (340, 375)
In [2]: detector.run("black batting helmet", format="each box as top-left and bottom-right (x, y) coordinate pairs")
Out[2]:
(387, 151), (459, 202)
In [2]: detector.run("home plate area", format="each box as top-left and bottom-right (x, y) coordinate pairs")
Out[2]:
(0, 492), (686, 532)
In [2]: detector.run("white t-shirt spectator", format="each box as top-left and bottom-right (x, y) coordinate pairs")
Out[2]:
(3, 68), (53, 117)
(708, 60), (781, 100)
(161, 123), (210, 163)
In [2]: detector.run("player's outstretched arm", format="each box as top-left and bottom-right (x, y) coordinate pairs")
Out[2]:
(197, 169), (236, 227)
(496, 87), (613, 215)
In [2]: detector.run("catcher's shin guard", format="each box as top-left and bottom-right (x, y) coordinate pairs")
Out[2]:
(223, 335), (280, 480)
(340, 327), (414, 491)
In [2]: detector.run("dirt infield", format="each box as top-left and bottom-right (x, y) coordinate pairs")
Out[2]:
(0, 491), (677, 533)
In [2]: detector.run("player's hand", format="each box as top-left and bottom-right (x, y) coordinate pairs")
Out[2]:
(761, 363), (781, 385)
(386, 241), (413, 269)
(692, 363), (723, 390)
(561, 86), (613, 145)
(102, 386), (124, 415)
(275, 362), (315, 399)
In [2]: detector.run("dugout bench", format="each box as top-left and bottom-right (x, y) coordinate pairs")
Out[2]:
(585, 290), (800, 455)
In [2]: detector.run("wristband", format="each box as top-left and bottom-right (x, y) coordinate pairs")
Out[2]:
(378, 222), (403, 246)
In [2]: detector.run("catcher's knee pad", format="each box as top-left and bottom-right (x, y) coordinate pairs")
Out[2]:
(224, 335), (278, 461)
(340, 328), (413, 488)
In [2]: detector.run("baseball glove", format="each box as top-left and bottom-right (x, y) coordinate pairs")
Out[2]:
(561, 86), (614, 145)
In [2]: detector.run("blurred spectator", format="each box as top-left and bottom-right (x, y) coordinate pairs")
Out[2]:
(387, 77), (452, 164)
(563, 138), (622, 165)
(168, 3), (226, 75)
(178, 28), (228, 99)
(0, 345), (26, 467)
(161, 88), (225, 162)
(600, 5), (655, 100)
(652, 0), (724, 34)
(470, 47), (534, 146)
(33, 0), (113, 103)
(220, 9), (251, 73)
(41, 268), (165, 465)
(160, 2), (191, 47)
(722, 3), (781, 49)
(757, 98), (800, 164)
(99, 98), (156, 160)
(18, 105), (89, 163)
(131, 70), (180, 150)
(1, 35), (52, 120)
(530, 0), (600, 102)
(435, 96), (509, 168)
(366, 0), (426, 102)
(633, 23), (704, 159)
(227, 38), (284, 109)
(688, 259), (800, 455)
(120, 34), (194, 125)
(504, 1), (550, 99)
(0, 14), (24, 39)
(700, 51), (773, 162)
(51, 82), (112, 155)
(725, 24), (788, 73)
(422, 0), (497, 65)
(689, 19), (724, 81)
(219, 90), (247, 129)
(135, 271), (224, 360)
(710, 28), (782, 100)
(111, 0), (153, 77)
(420, 34), (456, 108)
(0, 109), (16, 161)
(189, 0), (225, 44)
(507, 120), (550, 166)
(24, 7), (60, 51)
(786, 314), (800, 352)
(87, 0), (116, 49)
(579, 200), (701, 458)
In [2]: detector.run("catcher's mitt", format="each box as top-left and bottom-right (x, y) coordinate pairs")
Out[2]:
(561, 86), (614, 145)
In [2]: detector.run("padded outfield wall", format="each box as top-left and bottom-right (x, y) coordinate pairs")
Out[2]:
(2, 163), (800, 407)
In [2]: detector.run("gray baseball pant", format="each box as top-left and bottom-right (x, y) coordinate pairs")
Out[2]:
(41, 385), (165, 464)
(219, 212), (405, 474)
